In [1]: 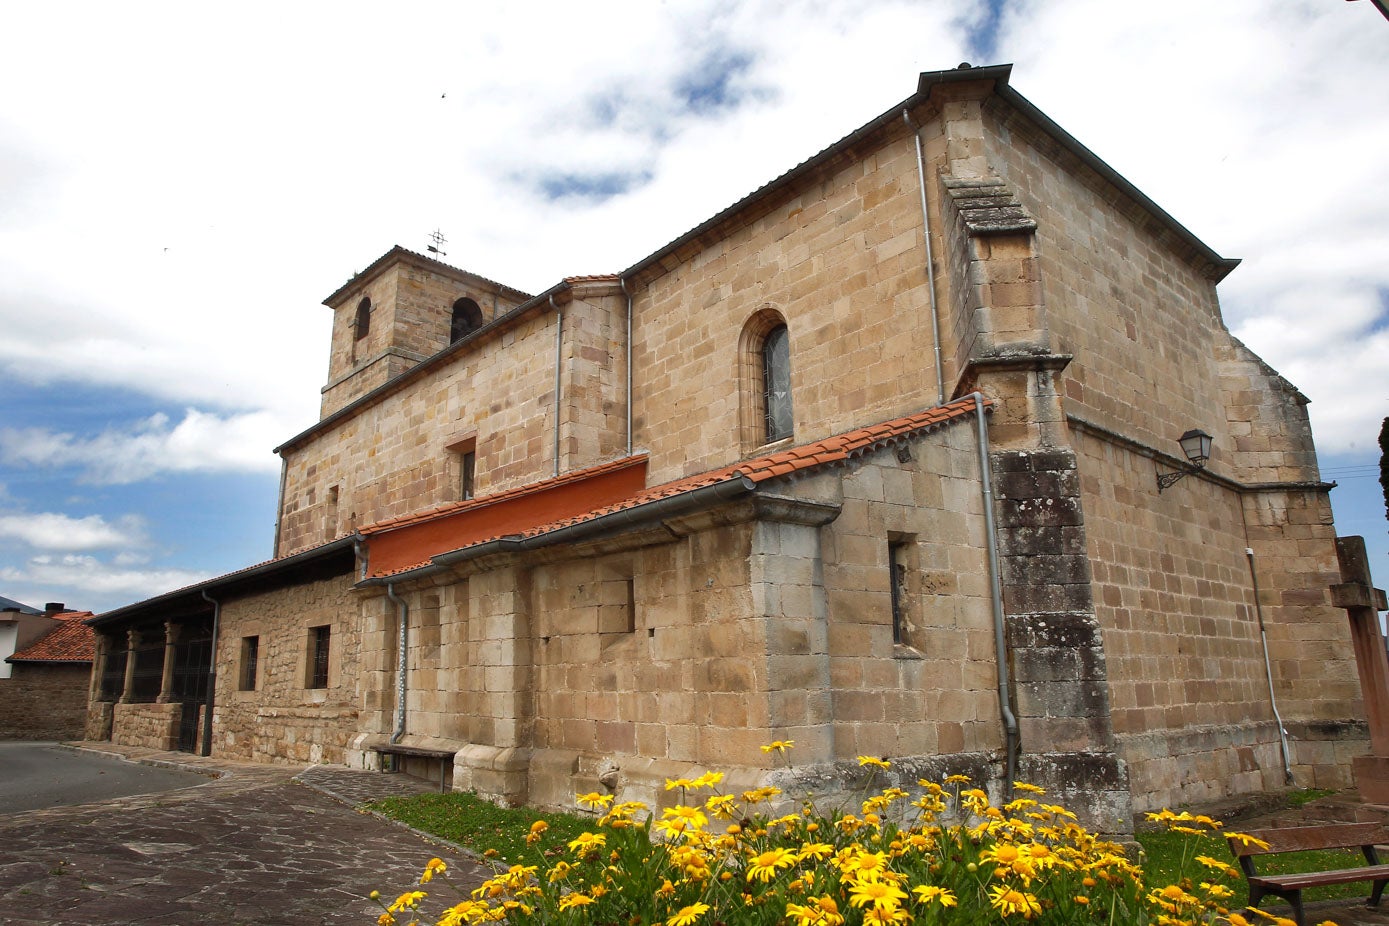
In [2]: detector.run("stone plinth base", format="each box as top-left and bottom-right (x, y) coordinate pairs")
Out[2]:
(1353, 755), (1389, 804)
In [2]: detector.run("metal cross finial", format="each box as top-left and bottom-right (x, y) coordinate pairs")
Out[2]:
(427, 229), (448, 258)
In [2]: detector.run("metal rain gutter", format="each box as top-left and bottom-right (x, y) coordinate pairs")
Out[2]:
(903, 107), (945, 406)
(620, 277), (633, 457)
(971, 392), (1019, 788)
(88, 534), (361, 628)
(1246, 548), (1294, 784)
(386, 582), (409, 744)
(552, 295), (564, 478)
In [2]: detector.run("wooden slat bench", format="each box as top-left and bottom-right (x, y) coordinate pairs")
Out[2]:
(1228, 822), (1389, 926)
(371, 744), (456, 793)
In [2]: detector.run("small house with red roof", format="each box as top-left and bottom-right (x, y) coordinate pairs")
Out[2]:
(2, 603), (95, 741)
(85, 65), (1369, 828)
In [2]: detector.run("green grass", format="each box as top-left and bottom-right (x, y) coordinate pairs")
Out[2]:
(1136, 827), (1369, 908)
(1287, 788), (1339, 808)
(366, 791), (595, 864)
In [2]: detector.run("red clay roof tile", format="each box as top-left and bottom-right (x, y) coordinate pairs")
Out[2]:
(8, 614), (95, 663)
(367, 397), (986, 578)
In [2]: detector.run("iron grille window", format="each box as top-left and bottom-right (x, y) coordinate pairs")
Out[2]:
(240, 636), (259, 691)
(129, 636), (165, 702)
(172, 636), (212, 702)
(99, 646), (128, 701)
(308, 625), (331, 689)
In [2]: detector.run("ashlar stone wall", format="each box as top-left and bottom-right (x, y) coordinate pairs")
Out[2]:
(1073, 427), (1360, 810)
(631, 123), (940, 485)
(280, 291), (625, 557)
(371, 422), (1006, 812)
(213, 574), (361, 765)
(817, 429), (999, 762)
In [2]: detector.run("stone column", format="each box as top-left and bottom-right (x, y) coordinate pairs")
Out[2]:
(119, 628), (140, 703)
(88, 634), (108, 704)
(1330, 536), (1389, 802)
(157, 622), (182, 703)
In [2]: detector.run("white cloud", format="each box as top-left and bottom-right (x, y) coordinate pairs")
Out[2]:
(990, 0), (1389, 455)
(0, 512), (146, 551)
(0, 554), (208, 602)
(0, 409), (285, 484)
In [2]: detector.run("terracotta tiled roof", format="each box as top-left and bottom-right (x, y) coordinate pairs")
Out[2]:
(8, 612), (96, 663)
(369, 397), (985, 579)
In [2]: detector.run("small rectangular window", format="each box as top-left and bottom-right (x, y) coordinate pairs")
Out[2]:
(889, 539), (910, 646)
(445, 433), (478, 502)
(240, 636), (259, 691)
(461, 450), (476, 500)
(324, 485), (340, 541)
(308, 625), (331, 689)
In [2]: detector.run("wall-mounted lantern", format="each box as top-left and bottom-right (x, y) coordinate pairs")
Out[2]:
(1156, 429), (1213, 493)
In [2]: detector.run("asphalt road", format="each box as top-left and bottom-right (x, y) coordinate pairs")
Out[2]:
(0, 742), (211, 813)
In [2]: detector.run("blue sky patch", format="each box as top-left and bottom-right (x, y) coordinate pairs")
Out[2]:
(535, 169), (655, 203)
(962, 0), (1007, 65)
(674, 47), (755, 116)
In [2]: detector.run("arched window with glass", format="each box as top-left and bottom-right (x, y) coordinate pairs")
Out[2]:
(761, 323), (793, 443)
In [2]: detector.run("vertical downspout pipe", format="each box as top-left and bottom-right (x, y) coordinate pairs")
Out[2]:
(904, 109), (945, 406)
(353, 537), (367, 582)
(619, 278), (633, 457)
(386, 582), (409, 745)
(972, 392), (1019, 788)
(1246, 548), (1295, 784)
(199, 590), (221, 757)
(552, 295), (563, 478)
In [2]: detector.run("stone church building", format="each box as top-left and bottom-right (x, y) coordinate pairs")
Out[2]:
(86, 65), (1365, 826)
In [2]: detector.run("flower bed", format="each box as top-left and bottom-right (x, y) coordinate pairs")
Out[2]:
(372, 745), (1315, 926)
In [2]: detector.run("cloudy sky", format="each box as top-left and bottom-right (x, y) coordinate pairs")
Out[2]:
(1, 0), (1386, 614)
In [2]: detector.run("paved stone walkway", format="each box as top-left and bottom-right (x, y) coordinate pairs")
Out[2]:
(0, 744), (489, 925)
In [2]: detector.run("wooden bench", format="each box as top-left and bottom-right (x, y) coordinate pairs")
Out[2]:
(370, 744), (456, 793)
(1228, 822), (1389, 926)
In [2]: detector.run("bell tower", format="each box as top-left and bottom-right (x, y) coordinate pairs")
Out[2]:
(318, 245), (531, 419)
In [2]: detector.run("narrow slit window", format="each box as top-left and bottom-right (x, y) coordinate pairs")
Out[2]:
(354, 297), (371, 341)
(461, 450), (476, 500)
(447, 434), (478, 502)
(889, 540), (909, 646)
